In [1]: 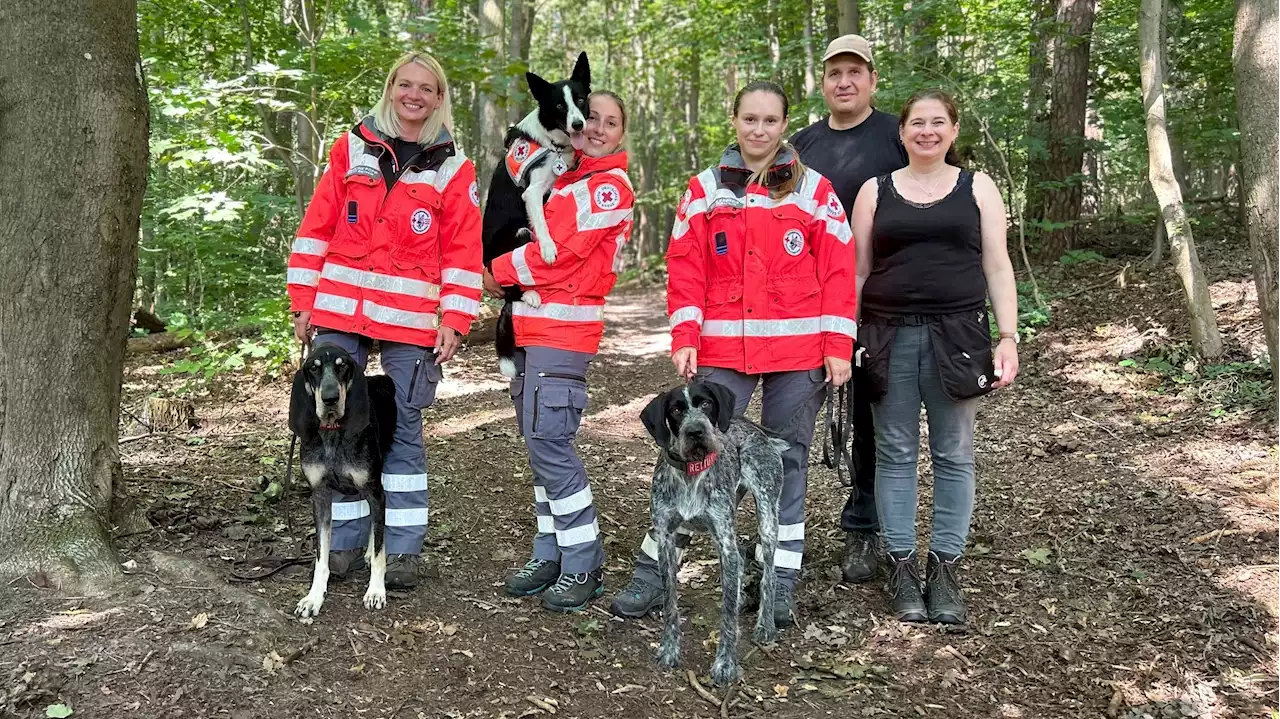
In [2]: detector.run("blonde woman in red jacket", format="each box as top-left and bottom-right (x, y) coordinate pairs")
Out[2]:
(286, 51), (483, 592)
(483, 91), (633, 612)
(609, 81), (856, 628)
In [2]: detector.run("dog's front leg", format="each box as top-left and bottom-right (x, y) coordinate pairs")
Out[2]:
(521, 172), (557, 264)
(707, 495), (743, 685)
(296, 489), (333, 618)
(654, 513), (682, 670)
(362, 490), (387, 610)
(752, 488), (780, 644)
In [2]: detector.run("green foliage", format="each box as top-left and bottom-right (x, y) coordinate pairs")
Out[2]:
(157, 300), (296, 395)
(1118, 343), (1274, 414)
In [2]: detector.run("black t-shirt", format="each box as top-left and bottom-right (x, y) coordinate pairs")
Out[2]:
(379, 137), (426, 190)
(789, 110), (908, 216)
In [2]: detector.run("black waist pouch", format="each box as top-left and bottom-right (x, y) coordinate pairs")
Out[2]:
(927, 309), (996, 401)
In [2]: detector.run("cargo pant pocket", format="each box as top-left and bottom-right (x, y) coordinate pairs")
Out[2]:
(531, 382), (589, 440)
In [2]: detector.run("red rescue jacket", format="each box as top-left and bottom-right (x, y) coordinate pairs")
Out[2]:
(490, 150), (634, 355)
(666, 146), (857, 374)
(287, 117), (484, 347)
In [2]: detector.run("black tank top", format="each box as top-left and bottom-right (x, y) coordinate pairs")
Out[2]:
(861, 169), (986, 316)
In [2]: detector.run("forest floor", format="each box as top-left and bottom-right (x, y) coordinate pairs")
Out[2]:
(1, 229), (1277, 719)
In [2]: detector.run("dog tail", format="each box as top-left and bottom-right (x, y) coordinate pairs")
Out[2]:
(496, 300), (518, 378)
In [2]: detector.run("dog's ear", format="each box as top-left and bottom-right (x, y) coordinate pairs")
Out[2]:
(526, 71), (555, 105)
(705, 382), (737, 433)
(571, 52), (590, 89)
(289, 369), (318, 437)
(640, 391), (671, 448)
(343, 370), (372, 435)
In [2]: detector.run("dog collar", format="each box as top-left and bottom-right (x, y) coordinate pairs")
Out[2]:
(665, 450), (718, 475)
(319, 423), (342, 431)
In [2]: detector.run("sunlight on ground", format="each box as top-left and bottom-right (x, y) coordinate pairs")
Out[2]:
(424, 405), (515, 437)
(581, 395), (652, 441)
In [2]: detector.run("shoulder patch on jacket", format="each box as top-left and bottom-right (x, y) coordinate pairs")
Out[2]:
(505, 138), (552, 188)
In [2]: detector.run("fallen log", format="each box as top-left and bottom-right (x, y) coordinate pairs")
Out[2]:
(126, 323), (263, 355)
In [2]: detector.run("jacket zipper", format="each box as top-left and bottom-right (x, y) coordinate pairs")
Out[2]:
(407, 357), (423, 399)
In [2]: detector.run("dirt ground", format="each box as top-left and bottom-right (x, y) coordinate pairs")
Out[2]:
(2, 240), (1277, 719)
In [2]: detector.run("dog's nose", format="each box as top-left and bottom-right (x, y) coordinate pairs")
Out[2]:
(321, 392), (339, 407)
(571, 119), (584, 132)
(685, 426), (705, 439)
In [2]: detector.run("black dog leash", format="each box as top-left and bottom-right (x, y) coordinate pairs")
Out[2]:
(282, 339), (310, 537)
(821, 383), (854, 487)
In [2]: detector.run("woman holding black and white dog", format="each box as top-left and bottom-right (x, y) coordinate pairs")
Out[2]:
(850, 89), (1019, 625)
(483, 91), (634, 612)
(286, 51), (484, 591)
(609, 81), (857, 628)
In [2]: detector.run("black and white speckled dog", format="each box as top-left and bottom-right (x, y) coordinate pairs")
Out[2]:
(639, 380), (789, 685)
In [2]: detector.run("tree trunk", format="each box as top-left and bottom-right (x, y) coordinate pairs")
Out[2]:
(1022, 0), (1051, 227)
(1139, 0), (1223, 359)
(837, 0), (859, 34)
(1234, 0), (1279, 385)
(506, 0), (534, 126)
(410, 0), (435, 44)
(1041, 0), (1096, 259)
(0, 0), (148, 588)
(802, 0), (818, 121)
(475, 0), (505, 201)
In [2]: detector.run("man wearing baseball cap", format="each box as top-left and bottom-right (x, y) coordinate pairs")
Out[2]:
(790, 34), (907, 586)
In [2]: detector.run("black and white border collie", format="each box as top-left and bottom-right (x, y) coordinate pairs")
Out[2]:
(482, 52), (591, 377)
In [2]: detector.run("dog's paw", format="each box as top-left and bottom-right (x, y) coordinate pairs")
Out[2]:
(710, 658), (741, 686)
(295, 593), (325, 618)
(538, 238), (558, 264)
(520, 290), (542, 309)
(362, 585), (386, 610)
(654, 645), (681, 670)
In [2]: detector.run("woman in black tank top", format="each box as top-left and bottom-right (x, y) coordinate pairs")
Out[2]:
(846, 90), (1020, 627)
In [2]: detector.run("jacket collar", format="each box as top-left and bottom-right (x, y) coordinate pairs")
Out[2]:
(353, 116), (456, 167)
(717, 144), (796, 190)
(559, 149), (629, 183)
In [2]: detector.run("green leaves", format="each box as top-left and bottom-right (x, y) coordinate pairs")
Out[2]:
(1021, 547), (1053, 566)
(45, 705), (73, 718)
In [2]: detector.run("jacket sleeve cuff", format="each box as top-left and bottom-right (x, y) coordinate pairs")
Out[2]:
(441, 312), (474, 336)
(822, 334), (853, 361)
(671, 333), (700, 354)
(288, 291), (315, 313)
(490, 253), (518, 287)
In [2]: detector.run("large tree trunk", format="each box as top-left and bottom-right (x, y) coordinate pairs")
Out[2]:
(1139, 0), (1223, 359)
(0, 0), (148, 588)
(1233, 0), (1279, 387)
(837, 0), (860, 35)
(1041, 0), (1096, 259)
(506, 0), (534, 126)
(1023, 0), (1055, 227)
(475, 0), (505, 202)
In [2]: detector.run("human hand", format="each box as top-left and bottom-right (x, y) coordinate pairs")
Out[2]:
(672, 347), (698, 381)
(292, 311), (312, 345)
(435, 326), (461, 363)
(992, 338), (1019, 389)
(824, 356), (852, 387)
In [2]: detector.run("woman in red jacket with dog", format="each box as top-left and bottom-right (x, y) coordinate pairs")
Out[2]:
(286, 51), (484, 592)
(484, 91), (634, 612)
(609, 81), (857, 628)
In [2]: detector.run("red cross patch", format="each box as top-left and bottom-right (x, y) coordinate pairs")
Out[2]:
(593, 183), (621, 211)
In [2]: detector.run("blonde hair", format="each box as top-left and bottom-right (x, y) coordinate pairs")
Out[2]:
(733, 81), (807, 199)
(372, 52), (454, 145)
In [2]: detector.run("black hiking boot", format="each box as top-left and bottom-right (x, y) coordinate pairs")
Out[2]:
(540, 569), (604, 612)
(384, 554), (422, 590)
(886, 550), (928, 623)
(504, 559), (561, 597)
(329, 550), (367, 581)
(772, 582), (798, 629)
(841, 530), (881, 583)
(608, 576), (664, 618)
(925, 551), (967, 625)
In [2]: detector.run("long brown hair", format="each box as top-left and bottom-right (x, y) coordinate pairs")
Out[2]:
(732, 81), (807, 198)
(898, 89), (962, 166)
